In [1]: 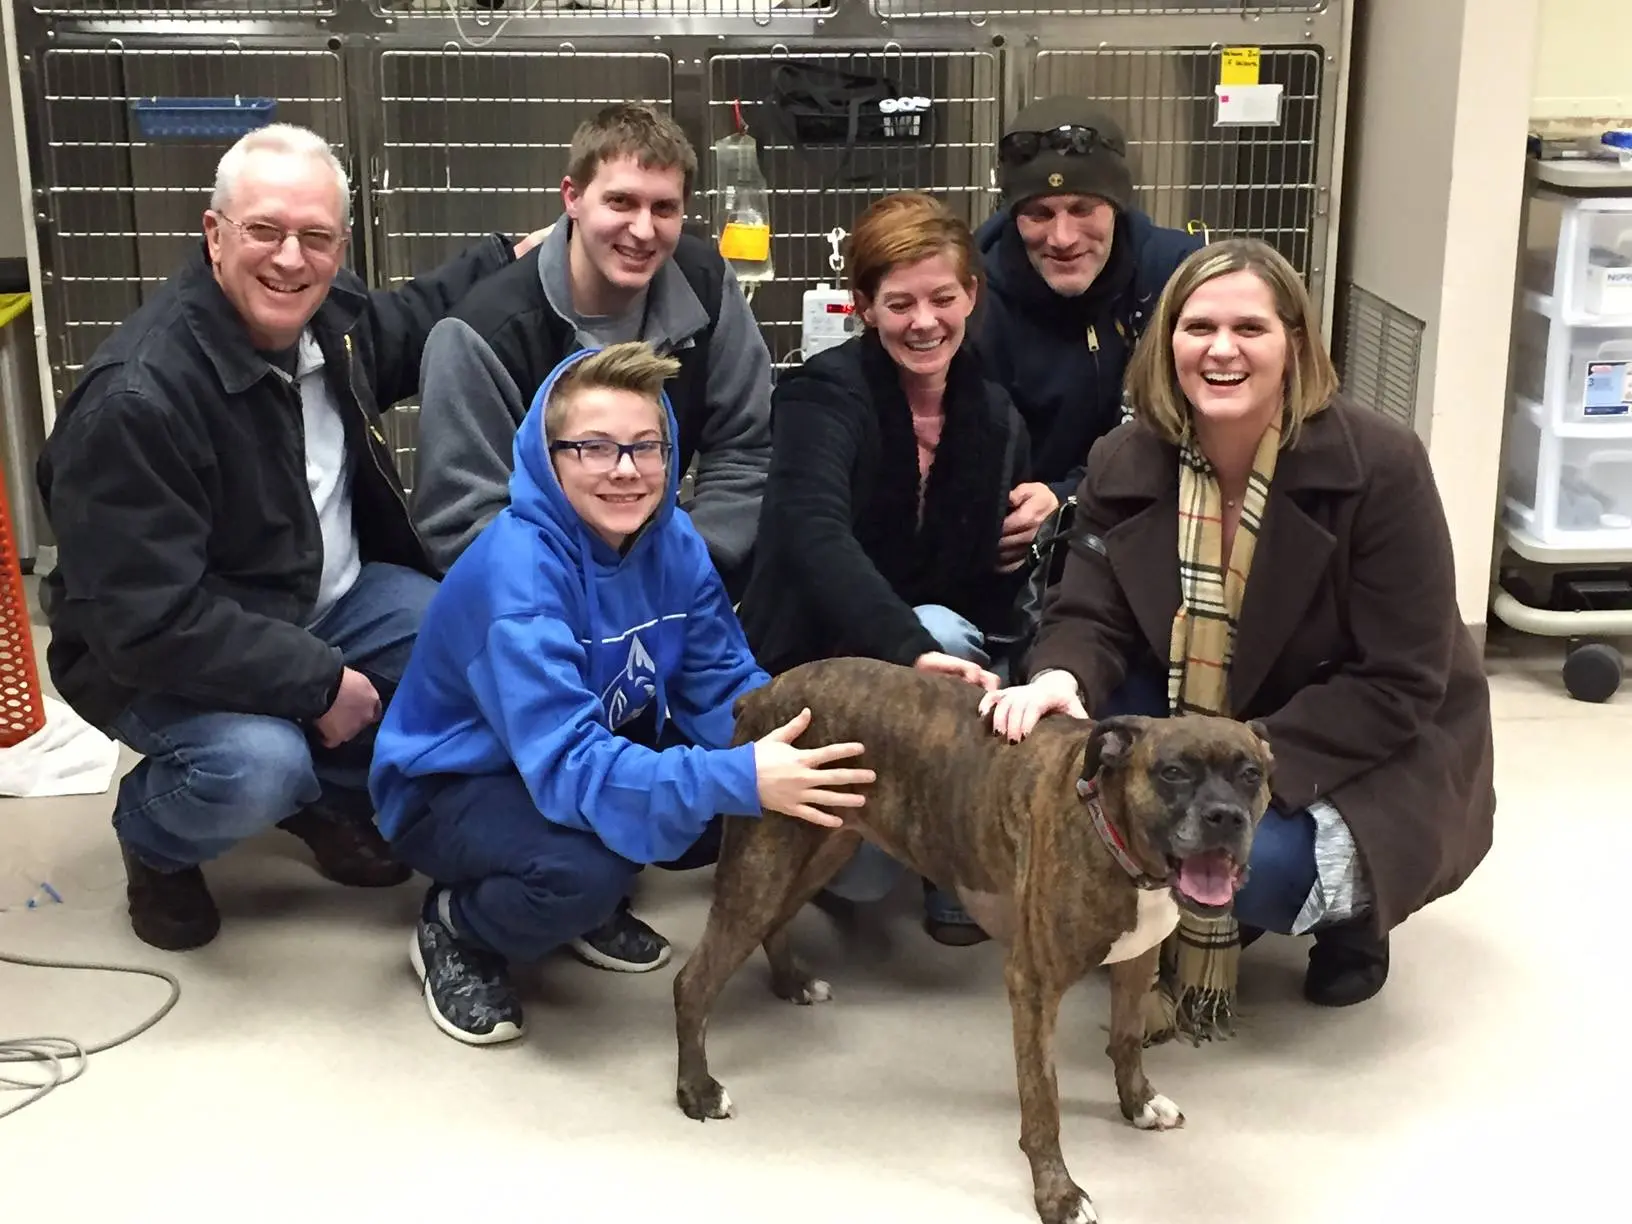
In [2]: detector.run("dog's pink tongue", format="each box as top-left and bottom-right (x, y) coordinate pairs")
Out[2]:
(1178, 850), (1237, 907)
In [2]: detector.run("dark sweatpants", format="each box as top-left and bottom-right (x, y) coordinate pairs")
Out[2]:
(388, 769), (721, 963)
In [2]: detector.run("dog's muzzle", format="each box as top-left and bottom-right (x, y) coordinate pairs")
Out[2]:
(1168, 803), (1254, 916)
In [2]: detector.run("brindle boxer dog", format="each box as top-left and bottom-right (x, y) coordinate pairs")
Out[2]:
(673, 656), (1273, 1224)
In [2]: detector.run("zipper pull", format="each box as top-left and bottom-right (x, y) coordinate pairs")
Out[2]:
(1086, 324), (1100, 353)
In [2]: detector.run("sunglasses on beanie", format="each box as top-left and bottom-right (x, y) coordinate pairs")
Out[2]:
(997, 124), (1127, 167)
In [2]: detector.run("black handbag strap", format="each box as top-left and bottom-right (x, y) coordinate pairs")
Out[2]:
(771, 62), (895, 118)
(768, 62), (897, 187)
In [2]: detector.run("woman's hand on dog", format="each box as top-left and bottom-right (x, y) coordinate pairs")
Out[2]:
(914, 652), (1001, 690)
(754, 708), (876, 827)
(980, 671), (1089, 742)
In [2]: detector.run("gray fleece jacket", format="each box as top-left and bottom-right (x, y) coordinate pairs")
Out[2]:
(410, 220), (772, 575)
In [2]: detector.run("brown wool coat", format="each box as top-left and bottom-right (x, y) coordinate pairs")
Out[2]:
(1026, 397), (1496, 934)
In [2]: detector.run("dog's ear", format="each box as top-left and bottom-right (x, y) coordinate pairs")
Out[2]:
(1245, 719), (1275, 768)
(1082, 715), (1151, 781)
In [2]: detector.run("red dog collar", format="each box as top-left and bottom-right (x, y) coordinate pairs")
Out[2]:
(1076, 777), (1174, 892)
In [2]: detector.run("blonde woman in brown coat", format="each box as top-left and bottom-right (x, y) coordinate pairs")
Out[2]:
(981, 238), (1495, 1022)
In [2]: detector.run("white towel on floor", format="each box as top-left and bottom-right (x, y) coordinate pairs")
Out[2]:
(0, 695), (119, 799)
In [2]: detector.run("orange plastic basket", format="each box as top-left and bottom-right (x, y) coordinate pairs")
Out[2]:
(0, 468), (46, 748)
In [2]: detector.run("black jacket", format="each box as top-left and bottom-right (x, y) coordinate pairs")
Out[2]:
(974, 209), (1202, 504)
(737, 332), (1028, 675)
(36, 235), (514, 731)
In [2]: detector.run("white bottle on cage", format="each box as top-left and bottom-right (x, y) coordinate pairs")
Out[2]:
(713, 131), (775, 283)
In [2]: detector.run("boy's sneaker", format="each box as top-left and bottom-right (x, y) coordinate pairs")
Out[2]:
(410, 904), (525, 1046)
(568, 899), (672, 973)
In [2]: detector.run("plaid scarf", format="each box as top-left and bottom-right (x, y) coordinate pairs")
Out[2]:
(1143, 420), (1281, 1045)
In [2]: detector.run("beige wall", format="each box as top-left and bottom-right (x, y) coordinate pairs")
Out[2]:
(1532, 0), (1632, 119)
(1438, 0), (1545, 623)
(1341, 0), (1541, 628)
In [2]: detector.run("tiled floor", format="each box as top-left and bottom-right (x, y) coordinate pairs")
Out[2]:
(1, 606), (1625, 1223)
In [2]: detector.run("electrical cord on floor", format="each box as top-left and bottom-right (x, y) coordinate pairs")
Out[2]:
(0, 949), (181, 1120)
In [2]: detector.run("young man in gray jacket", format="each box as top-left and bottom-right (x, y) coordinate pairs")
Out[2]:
(411, 103), (772, 596)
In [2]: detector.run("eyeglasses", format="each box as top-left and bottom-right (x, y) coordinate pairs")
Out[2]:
(217, 213), (346, 258)
(998, 124), (1127, 167)
(549, 438), (671, 474)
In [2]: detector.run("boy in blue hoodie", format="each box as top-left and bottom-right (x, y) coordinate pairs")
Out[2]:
(370, 342), (873, 1046)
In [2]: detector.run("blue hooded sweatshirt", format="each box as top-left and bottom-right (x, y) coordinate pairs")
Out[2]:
(369, 347), (770, 865)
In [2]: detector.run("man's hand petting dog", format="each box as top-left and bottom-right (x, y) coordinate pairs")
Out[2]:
(981, 670), (1089, 740)
(753, 707), (875, 827)
(914, 651), (1001, 690)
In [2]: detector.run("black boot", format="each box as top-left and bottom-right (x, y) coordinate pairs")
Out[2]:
(278, 798), (411, 888)
(1304, 919), (1389, 1007)
(922, 880), (990, 947)
(120, 840), (221, 951)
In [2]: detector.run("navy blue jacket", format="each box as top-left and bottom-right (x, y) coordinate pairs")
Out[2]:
(974, 210), (1202, 504)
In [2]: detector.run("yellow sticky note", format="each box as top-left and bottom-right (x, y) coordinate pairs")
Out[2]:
(1220, 47), (1261, 87)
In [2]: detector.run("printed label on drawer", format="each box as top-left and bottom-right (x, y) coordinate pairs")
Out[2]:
(1584, 361), (1632, 415)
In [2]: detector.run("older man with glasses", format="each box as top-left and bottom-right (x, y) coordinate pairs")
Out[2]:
(974, 97), (1204, 532)
(35, 122), (547, 952)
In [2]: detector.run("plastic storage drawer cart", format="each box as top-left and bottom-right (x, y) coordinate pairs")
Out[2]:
(1496, 156), (1632, 700)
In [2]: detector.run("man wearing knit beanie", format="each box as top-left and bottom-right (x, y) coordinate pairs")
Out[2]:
(975, 96), (1202, 543)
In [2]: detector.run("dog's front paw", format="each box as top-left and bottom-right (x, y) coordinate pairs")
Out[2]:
(676, 1076), (735, 1121)
(1130, 1093), (1184, 1131)
(772, 975), (833, 1005)
(1041, 1191), (1098, 1224)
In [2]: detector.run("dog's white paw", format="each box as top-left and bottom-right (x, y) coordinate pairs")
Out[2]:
(676, 1076), (735, 1121)
(777, 977), (833, 1005)
(1064, 1195), (1099, 1224)
(1131, 1093), (1184, 1131)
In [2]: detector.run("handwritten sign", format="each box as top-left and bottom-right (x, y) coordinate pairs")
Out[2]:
(1220, 47), (1262, 87)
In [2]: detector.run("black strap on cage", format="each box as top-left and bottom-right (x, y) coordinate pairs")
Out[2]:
(766, 61), (902, 189)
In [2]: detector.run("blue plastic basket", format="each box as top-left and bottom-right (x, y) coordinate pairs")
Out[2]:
(129, 97), (278, 141)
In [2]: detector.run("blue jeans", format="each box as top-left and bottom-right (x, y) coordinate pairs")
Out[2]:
(110, 563), (439, 872)
(823, 604), (1008, 926)
(1097, 656), (1317, 935)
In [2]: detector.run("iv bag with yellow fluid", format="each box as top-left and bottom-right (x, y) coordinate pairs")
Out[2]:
(713, 126), (774, 284)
